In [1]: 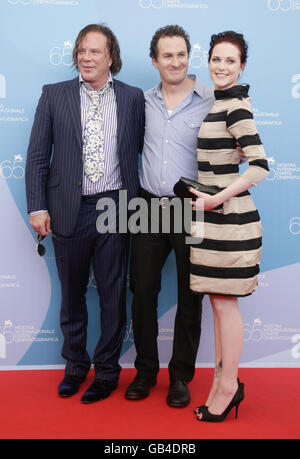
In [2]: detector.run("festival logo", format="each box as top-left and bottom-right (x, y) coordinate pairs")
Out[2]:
(258, 273), (270, 289)
(291, 74), (300, 99)
(0, 75), (6, 99)
(289, 217), (300, 235)
(8, 0), (32, 4)
(49, 41), (73, 67)
(265, 156), (300, 182)
(0, 107), (28, 123)
(0, 319), (58, 360)
(253, 107), (282, 126)
(8, 0), (79, 6)
(0, 333), (5, 358)
(0, 155), (25, 179)
(139, 0), (164, 7)
(0, 79), (29, 122)
(0, 320), (14, 359)
(189, 43), (208, 68)
(291, 334), (300, 359)
(123, 320), (134, 343)
(267, 0), (300, 10)
(244, 317), (300, 361)
(138, 0), (208, 9)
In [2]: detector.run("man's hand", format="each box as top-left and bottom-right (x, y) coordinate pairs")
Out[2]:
(29, 211), (51, 236)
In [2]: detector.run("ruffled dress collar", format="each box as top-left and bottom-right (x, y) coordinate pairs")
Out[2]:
(214, 84), (250, 100)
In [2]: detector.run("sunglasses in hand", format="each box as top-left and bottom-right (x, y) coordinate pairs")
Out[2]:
(36, 234), (46, 257)
(36, 233), (59, 259)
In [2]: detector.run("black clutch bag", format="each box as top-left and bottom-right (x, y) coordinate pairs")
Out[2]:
(173, 176), (221, 199)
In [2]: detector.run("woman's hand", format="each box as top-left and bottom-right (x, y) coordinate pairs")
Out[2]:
(189, 188), (221, 211)
(189, 177), (253, 212)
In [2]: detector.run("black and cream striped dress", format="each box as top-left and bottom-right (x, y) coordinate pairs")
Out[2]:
(190, 84), (269, 297)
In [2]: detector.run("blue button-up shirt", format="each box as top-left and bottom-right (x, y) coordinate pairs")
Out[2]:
(140, 74), (214, 197)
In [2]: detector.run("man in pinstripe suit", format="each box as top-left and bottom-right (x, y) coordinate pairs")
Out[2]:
(25, 24), (145, 403)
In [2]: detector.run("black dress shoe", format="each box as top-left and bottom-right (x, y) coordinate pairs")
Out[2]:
(167, 380), (190, 407)
(125, 375), (157, 400)
(81, 378), (118, 404)
(58, 375), (85, 398)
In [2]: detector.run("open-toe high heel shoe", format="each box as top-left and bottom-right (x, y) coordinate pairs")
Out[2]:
(195, 380), (244, 422)
(194, 378), (243, 416)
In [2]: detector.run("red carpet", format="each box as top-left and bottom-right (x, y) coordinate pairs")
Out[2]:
(0, 368), (299, 439)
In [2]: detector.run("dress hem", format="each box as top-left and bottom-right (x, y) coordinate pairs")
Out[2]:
(190, 289), (256, 298)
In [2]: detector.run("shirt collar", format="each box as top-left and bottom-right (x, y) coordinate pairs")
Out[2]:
(153, 74), (206, 99)
(79, 71), (114, 92)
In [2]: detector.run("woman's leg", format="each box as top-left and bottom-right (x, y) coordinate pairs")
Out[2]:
(199, 294), (243, 416)
(203, 306), (222, 407)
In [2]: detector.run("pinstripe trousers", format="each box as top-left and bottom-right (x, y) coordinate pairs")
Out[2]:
(52, 190), (129, 382)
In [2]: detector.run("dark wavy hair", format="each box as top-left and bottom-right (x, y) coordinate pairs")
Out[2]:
(149, 24), (191, 60)
(208, 31), (248, 64)
(73, 23), (122, 75)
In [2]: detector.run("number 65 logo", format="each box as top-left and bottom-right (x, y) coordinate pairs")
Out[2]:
(49, 42), (73, 67)
(289, 217), (300, 235)
(0, 155), (24, 179)
(291, 334), (300, 359)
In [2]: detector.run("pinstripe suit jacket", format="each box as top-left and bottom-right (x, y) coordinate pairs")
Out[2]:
(25, 77), (145, 236)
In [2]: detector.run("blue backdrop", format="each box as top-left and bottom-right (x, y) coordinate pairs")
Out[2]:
(1, 0), (300, 369)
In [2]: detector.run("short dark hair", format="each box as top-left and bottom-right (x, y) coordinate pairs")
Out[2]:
(149, 25), (191, 60)
(208, 31), (248, 64)
(73, 23), (122, 75)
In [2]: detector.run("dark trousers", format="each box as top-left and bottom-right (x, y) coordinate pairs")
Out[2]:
(130, 190), (203, 383)
(52, 191), (129, 382)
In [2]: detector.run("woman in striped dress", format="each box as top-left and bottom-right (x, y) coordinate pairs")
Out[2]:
(189, 31), (269, 422)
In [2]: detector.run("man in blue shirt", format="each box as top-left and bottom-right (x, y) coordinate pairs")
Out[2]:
(125, 25), (214, 407)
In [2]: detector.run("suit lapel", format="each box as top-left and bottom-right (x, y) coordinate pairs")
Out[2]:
(66, 77), (82, 148)
(114, 79), (128, 152)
